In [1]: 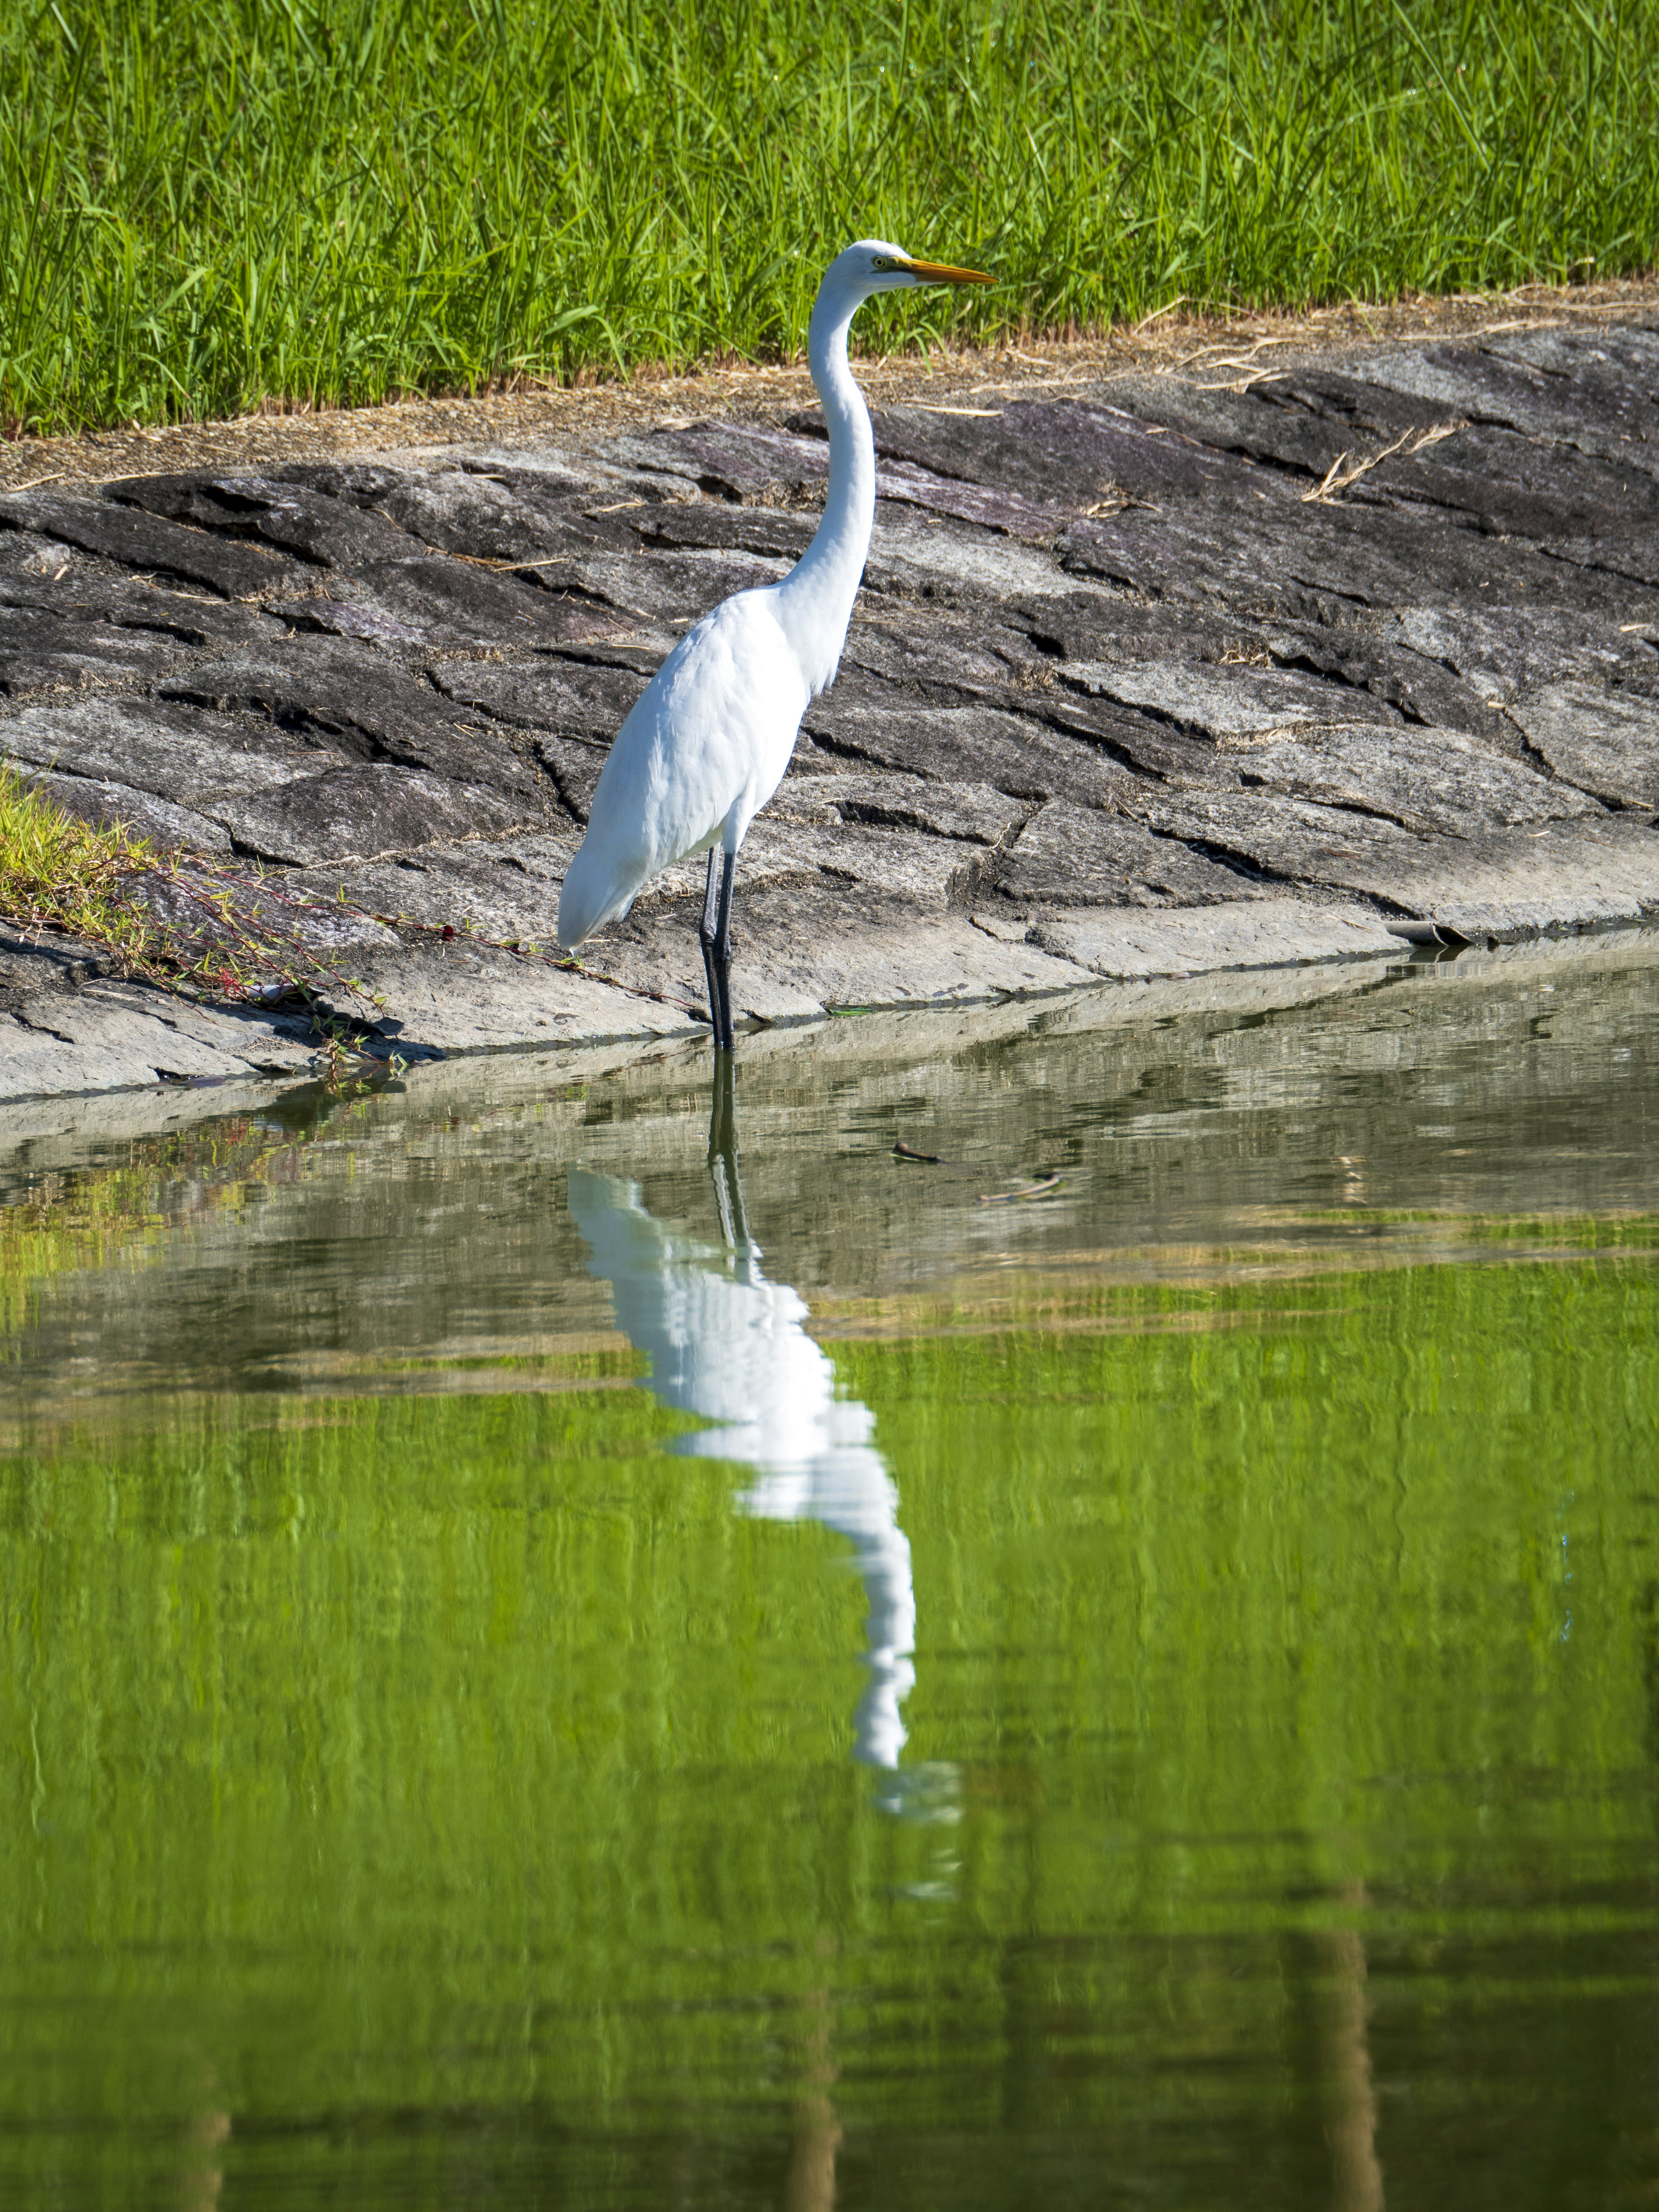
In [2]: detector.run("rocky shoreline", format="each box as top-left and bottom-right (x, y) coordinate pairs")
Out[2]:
(3, 316), (1658, 1105)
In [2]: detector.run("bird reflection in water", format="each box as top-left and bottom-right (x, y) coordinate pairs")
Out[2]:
(565, 1058), (918, 1781)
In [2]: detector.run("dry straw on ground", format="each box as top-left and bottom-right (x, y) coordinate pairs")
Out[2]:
(5, 280), (1656, 495)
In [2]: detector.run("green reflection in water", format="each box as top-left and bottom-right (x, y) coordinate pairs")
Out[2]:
(3, 938), (1659, 2208)
(2, 1251), (1656, 2208)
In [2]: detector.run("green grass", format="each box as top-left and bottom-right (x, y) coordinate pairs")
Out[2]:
(0, 762), (386, 1026)
(0, 759), (166, 953)
(1, 0), (1655, 437)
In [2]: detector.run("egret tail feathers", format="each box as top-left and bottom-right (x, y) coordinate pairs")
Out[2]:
(556, 842), (641, 952)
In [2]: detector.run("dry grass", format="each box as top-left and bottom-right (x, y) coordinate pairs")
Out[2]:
(4, 278), (1656, 498)
(1300, 418), (1467, 504)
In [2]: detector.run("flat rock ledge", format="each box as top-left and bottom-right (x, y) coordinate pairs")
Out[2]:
(3, 317), (1659, 1104)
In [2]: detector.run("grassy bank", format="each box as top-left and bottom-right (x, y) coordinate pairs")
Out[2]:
(2, 0), (1656, 436)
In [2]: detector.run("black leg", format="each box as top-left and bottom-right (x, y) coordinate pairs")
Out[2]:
(712, 846), (737, 1051)
(697, 849), (722, 1038)
(707, 1051), (750, 1251)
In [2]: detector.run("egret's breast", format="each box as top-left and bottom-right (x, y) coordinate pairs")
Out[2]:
(638, 594), (808, 859)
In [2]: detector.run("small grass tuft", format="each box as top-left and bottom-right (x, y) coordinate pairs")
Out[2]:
(0, 763), (380, 1025)
(0, 763), (162, 962)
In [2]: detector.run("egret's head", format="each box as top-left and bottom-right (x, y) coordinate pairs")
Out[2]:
(826, 238), (994, 303)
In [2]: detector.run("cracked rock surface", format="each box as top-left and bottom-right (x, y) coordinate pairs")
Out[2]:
(3, 319), (1658, 1102)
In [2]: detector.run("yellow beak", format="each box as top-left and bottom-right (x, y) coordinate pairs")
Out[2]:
(898, 257), (994, 286)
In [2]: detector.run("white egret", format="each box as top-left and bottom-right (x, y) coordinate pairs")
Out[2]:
(555, 239), (993, 1047)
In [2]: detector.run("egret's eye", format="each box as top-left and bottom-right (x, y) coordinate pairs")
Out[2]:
(870, 255), (898, 272)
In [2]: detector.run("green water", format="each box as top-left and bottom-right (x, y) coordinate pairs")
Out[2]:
(3, 938), (1658, 2209)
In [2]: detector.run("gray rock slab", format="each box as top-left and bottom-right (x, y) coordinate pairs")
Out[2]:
(801, 702), (1139, 810)
(293, 832), (581, 943)
(736, 817), (992, 910)
(1399, 820), (1659, 937)
(0, 979), (319, 1103)
(107, 473), (428, 567)
(130, 867), (398, 954)
(536, 808), (1008, 925)
(560, 548), (788, 626)
(23, 769), (234, 853)
(0, 608), (189, 696)
(1140, 799), (1659, 934)
(268, 462), (606, 561)
(1033, 691), (1232, 788)
(1030, 898), (1405, 978)
(1362, 337), (1659, 470)
(432, 655), (650, 737)
(1060, 656), (1398, 741)
(1062, 487), (1643, 626)
(0, 648), (170, 702)
(577, 879), (1096, 1025)
(833, 616), (1074, 707)
(0, 528), (77, 577)
(0, 569), (281, 646)
(8, 322), (1659, 1100)
(1260, 621), (1501, 736)
(633, 501), (821, 564)
(994, 798), (1264, 909)
(761, 769), (1027, 846)
(209, 764), (538, 867)
(871, 462), (1071, 541)
(646, 422), (834, 499)
(159, 634), (459, 744)
(1379, 604), (1659, 695)
(870, 397), (1250, 509)
(1136, 787), (1454, 892)
(769, 415), (1077, 538)
(0, 491), (299, 598)
(1506, 683), (1659, 810)
(276, 556), (625, 650)
(0, 923), (112, 1018)
(354, 939), (699, 1052)
(532, 734), (607, 824)
(1146, 376), (1657, 547)
(1, 696), (320, 802)
(736, 898), (1099, 1013)
(1541, 529), (1659, 591)
(1222, 723), (1601, 835)
(95, 982), (320, 1069)
(158, 637), (558, 806)
(864, 515), (1071, 600)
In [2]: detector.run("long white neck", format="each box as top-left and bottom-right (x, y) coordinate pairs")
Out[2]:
(772, 283), (875, 697)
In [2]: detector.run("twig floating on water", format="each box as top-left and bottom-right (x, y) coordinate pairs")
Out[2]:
(977, 1174), (1064, 1205)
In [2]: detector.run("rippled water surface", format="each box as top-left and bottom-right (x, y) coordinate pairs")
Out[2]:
(3, 933), (1659, 2209)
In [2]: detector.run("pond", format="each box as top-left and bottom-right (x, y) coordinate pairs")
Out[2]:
(3, 931), (1657, 2210)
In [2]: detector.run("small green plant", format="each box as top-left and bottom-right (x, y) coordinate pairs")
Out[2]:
(0, 762), (163, 962)
(1, 766), (699, 1048)
(0, 763), (380, 1023)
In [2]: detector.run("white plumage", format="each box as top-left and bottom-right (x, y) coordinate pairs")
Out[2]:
(556, 238), (992, 1045)
(566, 1165), (917, 1770)
(555, 590), (808, 948)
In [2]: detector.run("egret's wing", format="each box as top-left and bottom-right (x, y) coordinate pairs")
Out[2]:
(556, 593), (806, 947)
